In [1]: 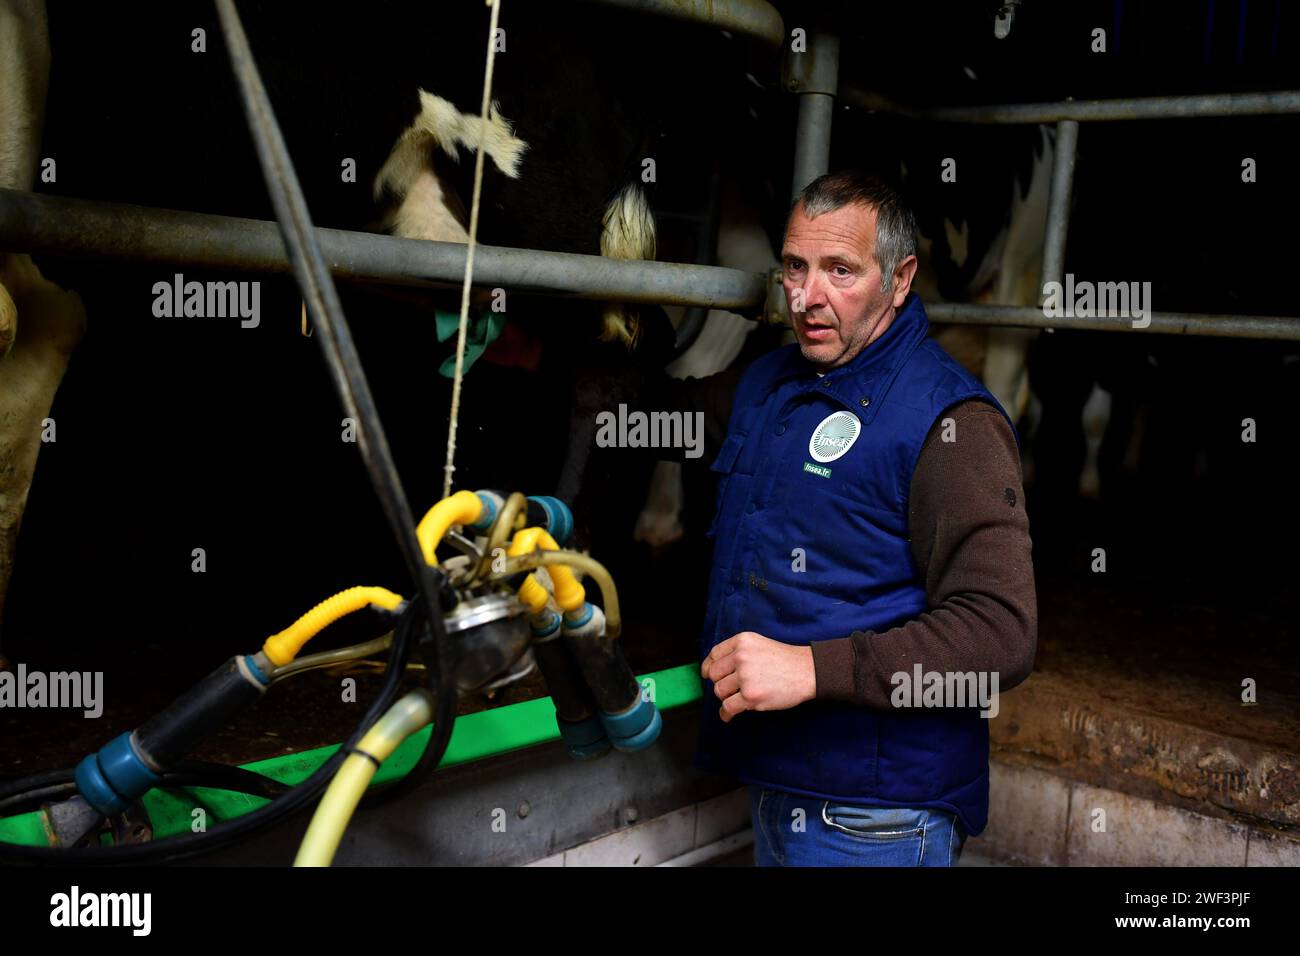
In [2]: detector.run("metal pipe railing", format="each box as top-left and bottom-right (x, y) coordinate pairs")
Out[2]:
(840, 86), (1300, 124)
(787, 30), (840, 201)
(1039, 119), (1079, 295)
(791, 93), (836, 202)
(925, 302), (1300, 341)
(580, 0), (784, 47)
(841, 83), (1300, 341)
(0, 189), (766, 311)
(5, 190), (1298, 341)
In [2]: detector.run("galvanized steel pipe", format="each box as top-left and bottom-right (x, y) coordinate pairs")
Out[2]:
(791, 94), (835, 202)
(926, 302), (1300, 341)
(0, 189), (767, 311)
(5, 190), (1297, 341)
(841, 86), (1300, 124)
(1039, 119), (1079, 295)
(582, 0), (784, 47)
(787, 30), (840, 201)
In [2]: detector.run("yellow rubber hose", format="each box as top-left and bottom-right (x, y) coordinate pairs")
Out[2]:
(294, 689), (436, 867)
(415, 490), (484, 566)
(498, 547), (621, 639)
(508, 527), (586, 613)
(262, 587), (405, 667)
(535, 550), (621, 639)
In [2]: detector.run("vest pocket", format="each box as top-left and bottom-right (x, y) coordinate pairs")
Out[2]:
(707, 432), (747, 539)
(710, 431), (745, 475)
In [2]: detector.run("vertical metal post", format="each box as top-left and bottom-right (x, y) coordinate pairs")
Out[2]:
(791, 95), (836, 200)
(1039, 118), (1080, 296)
(786, 30), (840, 202)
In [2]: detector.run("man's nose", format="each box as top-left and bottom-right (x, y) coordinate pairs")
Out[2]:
(801, 270), (830, 311)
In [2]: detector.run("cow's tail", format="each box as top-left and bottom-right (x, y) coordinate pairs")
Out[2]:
(598, 183), (656, 347)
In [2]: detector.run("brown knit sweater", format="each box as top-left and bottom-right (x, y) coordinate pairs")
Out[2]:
(808, 399), (1037, 708)
(647, 363), (1038, 710)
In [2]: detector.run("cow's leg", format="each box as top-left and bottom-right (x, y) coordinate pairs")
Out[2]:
(1077, 382), (1112, 498)
(0, 254), (85, 655)
(984, 124), (1055, 423)
(634, 460), (684, 548)
(0, 0), (87, 663)
(633, 201), (773, 546)
(631, 307), (753, 549)
(984, 326), (1037, 420)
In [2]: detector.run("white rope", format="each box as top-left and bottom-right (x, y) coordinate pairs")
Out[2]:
(443, 0), (504, 499)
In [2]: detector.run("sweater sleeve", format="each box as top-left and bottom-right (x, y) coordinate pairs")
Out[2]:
(809, 399), (1037, 709)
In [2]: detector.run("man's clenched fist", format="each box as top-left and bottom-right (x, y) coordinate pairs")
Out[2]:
(700, 631), (817, 723)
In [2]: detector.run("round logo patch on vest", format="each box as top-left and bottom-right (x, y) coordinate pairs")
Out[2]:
(808, 410), (861, 463)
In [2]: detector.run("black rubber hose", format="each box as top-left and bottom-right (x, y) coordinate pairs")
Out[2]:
(0, 768), (76, 803)
(0, 596), (425, 864)
(532, 635), (600, 724)
(361, 593), (456, 810)
(164, 761), (292, 800)
(0, 763), (289, 818)
(563, 629), (643, 715)
(0, 784), (75, 817)
(134, 659), (268, 768)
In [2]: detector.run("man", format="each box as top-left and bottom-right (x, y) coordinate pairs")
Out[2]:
(650, 170), (1036, 866)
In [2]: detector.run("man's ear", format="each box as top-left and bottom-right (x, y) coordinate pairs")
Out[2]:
(891, 255), (918, 309)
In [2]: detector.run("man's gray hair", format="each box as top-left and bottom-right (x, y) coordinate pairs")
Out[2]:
(791, 171), (918, 292)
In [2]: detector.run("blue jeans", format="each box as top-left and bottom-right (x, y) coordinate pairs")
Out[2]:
(749, 786), (968, 867)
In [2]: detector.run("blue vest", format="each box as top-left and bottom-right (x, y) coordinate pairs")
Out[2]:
(696, 293), (1013, 836)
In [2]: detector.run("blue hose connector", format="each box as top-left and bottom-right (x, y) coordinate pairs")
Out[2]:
(243, 654), (272, 687)
(556, 712), (612, 760)
(563, 602), (594, 631)
(599, 695), (662, 753)
(74, 732), (160, 817)
(530, 610), (562, 639)
(469, 491), (503, 534)
(527, 495), (573, 547)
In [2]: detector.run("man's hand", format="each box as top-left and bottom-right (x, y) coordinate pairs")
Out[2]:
(700, 632), (817, 723)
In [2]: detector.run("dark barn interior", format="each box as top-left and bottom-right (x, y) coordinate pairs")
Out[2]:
(1, 0), (1297, 869)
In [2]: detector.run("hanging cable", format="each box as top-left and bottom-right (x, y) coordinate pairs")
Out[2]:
(443, 0), (505, 499)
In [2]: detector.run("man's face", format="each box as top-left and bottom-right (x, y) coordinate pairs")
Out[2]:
(781, 201), (913, 371)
